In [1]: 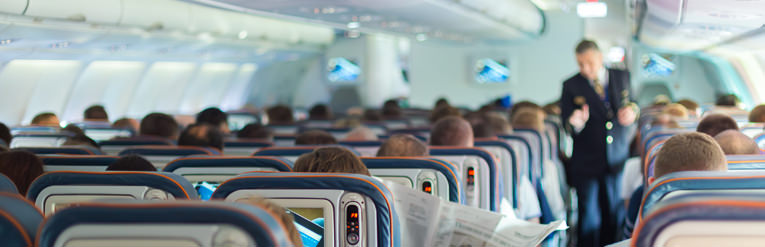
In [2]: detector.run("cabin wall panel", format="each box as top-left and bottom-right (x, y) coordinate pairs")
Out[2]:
(178, 63), (238, 113)
(61, 61), (147, 122)
(126, 62), (197, 117)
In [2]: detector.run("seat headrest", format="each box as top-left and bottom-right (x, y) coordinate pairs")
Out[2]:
(163, 156), (293, 172)
(362, 157), (461, 202)
(39, 155), (119, 168)
(118, 145), (220, 156)
(430, 147), (501, 211)
(0, 192), (43, 245)
(99, 138), (174, 146)
(37, 200), (291, 247)
(223, 140), (273, 148)
(253, 145), (360, 156)
(16, 146), (104, 155)
(0, 174), (18, 194)
(212, 172), (400, 247)
(27, 171), (197, 200)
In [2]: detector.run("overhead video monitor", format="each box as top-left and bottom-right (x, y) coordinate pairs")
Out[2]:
(474, 58), (510, 84)
(641, 53), (676, 77)
(328, 57), (361, 82)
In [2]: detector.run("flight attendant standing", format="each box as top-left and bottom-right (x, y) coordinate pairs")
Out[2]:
(559, 40), (638, 247)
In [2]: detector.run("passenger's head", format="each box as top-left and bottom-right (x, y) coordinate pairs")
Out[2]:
(509, 101), (541, 121)
(716, 94), (740, 107)
(377, 134), (428, 157)
(84, 105), (109, 122)
(676, 99), (699, 118)
(430, 105), (461, 123)
(714, 130), (760, 155)
(696, 113), (739, 137)
(486, 113), (513, 135)
(237, 197), (302, 247)
(430, 116), (474, 147)
(512, 108), (546, 132)
(662, 103), (689, 120)
(177, 123), (224, 151)
(308, 104), (332, 121)
(295, 130), (337, 145)
(651, 114), (681, 129)
(31, 112), (59, 127)
(749, 104), (765, 123)
(293, 147), (370, 176)
(542, 102), (561, 116)
(362, 109), (383, 122)
(472, 121), (495, 139)
(343, 127), (378, 141)
(0, 150), (44, 194)
(112, 118), (140, 134)
(0, 122), (11, 147)
(434, 98), (450, 109)
(237, 123), (274, 141)
(106, 154), (157, 171)
(653, 95), (671, 106)
(650, 132), (727, 183)
(196, 107), (229, 134)
(574, 39), (603, 81)
(140, 113), (179, 139)
(382, 100), (402, 119)
(266, 105), (294, 125)
(61, 125), (100, 149)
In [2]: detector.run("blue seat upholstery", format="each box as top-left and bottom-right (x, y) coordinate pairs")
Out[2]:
(99, 138), (175, 155)
(728, 155), (765, 171)
(10, 126), (59, 135)
(430, 147), (502, 212)
(0, 193), (43, 247)
(299, 127), (351, 139)
(9, 133), (72, 148)
(212, 172), (401, 247)
(273, 134), (297, 147)
(39, 155), (119, 172)
(0, 174), (18, 194)
(223, 139), (273, 156)
(82, 127), (134, 142)
(267, 125), (299, 135)
(16, 146), (104, 155)
(640, 171), (765, 220)
(475, 139), (519, 208)
(37, 200), (292, 247)
(27, 171), (197, 215)
(253, 146), (360, 162)
(119, 146), (220, 169)
(340, 140), (383, 157)
(362, 157), (461, 202)
(755, 133), (765, 149)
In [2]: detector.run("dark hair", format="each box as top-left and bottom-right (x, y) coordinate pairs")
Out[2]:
(107, 154), (157, 171)
(377, 134), (429, 157)
(676, 99), (699, 111)
(750, 105), (765, 123)
(575, 39), (600, 54)
(295, 130), (337, 145)
(237, 123), (274, 140)
(62, 124), (100, 149)
(294, 147), (370, 176)
(196, 107), (228, 128)
(178, 123), (224, 151)
(112, 118), (139, 133)
(430, 106), (461, 123)
(382, 100), (402, 119)
(472, 121), (495, 139)
(716, 94), (740, 107)
(266, 105), (294, 125)
(362, 109), (383, 122)
(435, 98), (450, 109)
(308, 104), (333, 121)
(140, 113), (179, 139)
(31, 112), (58, 125)
(0, 150), (44, 194)
(430, 116), (473, 146)
(0, 122), (11, 147)
(84, 105), (109, 121)
(696, 113), (739, 137)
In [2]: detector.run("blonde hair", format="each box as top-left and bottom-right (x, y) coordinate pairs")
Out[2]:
(662, 103), (689, 120)
(654, 132), (727, 178)
(237, 197), (302, 247)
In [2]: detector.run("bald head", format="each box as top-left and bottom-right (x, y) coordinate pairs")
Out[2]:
(696, 113), (739, 137)
(714, 130), (760, 155)
(430, 116), (473, 147)
(377, 134), (428, 157)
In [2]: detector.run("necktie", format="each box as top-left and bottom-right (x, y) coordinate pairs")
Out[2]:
(593, 79), (605, 99)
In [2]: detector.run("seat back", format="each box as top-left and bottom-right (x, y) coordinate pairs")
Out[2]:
(430, 147), (501, 212)
(39, 155), (119, 172)
(10, 133), (71, 148)
(222, 139), (272, 156)
(212, 172), (400, 247)
(755, 133), (765, 149)
(740, 123), (764, 138)
(253, 146), (359, 163)
(16, 146), (104, 155)
(475, 139), (519, 209)
(163, 156), (293, 200)
(340, 141), (383, 157)
(728, 155), (765, 171)
(0, 193), (43, 247)
(268, 125), (300, 135)
(82, 127), (134, 142)
(119, 146), (220, 169)
(640, 171), (765, 220)
(274, 134), (297, 147)
(27, 171), (197, 216)
(37, 200), (292, 247)
(98, 138), (175, 155)
(300, 127), (352, 140)
(0, 174), (18, 194)
(10, 126), (59, 135)
(387, 127), (430, 139)
(362, 157), (461, 202)
(634, 196), (765, 247)
(499, 134), (534, 184)
(227, 112), (259, 131)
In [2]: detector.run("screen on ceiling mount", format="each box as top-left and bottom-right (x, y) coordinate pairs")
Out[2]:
(328, 57), (361, 82)
(474, 58), (510, 84)
(641, 53), (676, 77)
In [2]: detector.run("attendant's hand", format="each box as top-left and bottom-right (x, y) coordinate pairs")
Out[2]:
(569, 104), (589, 130)
(618, 105), (637, 126)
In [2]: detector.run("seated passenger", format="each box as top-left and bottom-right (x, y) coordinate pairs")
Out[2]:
(237, 197), (302, 246)
(381, 100), (402, 120)
(661, 103), (689, 120)
(106, 154), (157, 172)
(676, 99), (700, 118)
(749, 104), (765, 123)
(486, 113), (513, 135)
(308, 104), (333, 121)
(140, 113), (180, 140)
(430, 105), (461, 123)
(650, 114), (681, 129)
(543, 101), (561, 116)
(696, 113), (739, 137)
(714, 130), (760, 155)
(343, 127), (378, 141)
(0, 150), (44, 194)
(509, 101), (541, 121)
(362, 109), (383, 122)
(31, 112), (60, 127)
(196, 107), (230, 135)
(266, 105), (295, 125)
(511, 109), (546, 132)
(376, 134), (428, 157)
(112, 118), (140, 134)
(295, 130), (337, 145)
(83, 105), (109, 122)
(293, 147), (371, 176)
(178, 123), (224, 151)
(429, 116), (473, 147)
(61, 125), (100, 149)
(711, 94), (748, 116)
(434, 97), (450, 110)
(237, 123), (274, 141)
(472, 121), (496, 139)
(0, 122), (11, 147)
(333, 117), (362, 129)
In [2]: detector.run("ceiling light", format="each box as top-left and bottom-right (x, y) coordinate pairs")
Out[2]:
(0, 39), (13, 45)
(347, 30), (361, 38)
(577, 2), (607, 18)
(416, 34), (428, 42)
(347, 22), (360, 29)
(238, 31), (248, 40)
